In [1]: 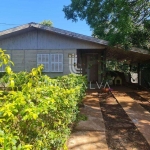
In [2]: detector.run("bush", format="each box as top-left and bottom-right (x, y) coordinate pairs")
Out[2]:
(0, 65), (87, 149)
(0, 72), (6, 79)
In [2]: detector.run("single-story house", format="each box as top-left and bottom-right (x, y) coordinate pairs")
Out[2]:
(0, 22), (150, 85)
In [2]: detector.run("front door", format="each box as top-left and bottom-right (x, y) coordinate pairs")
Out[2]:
(87, 54), (98, 83)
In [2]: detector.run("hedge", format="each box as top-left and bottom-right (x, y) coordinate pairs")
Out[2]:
(0, 50), (87, 150)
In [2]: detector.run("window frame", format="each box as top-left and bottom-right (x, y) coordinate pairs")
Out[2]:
(50, 53), (63, 72)
(37, 54), (50, 72)
(37, 53), (63, 72)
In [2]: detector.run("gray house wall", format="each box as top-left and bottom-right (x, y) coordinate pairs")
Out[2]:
(0, 29), (105, 77)
(0, 30), (105, 50)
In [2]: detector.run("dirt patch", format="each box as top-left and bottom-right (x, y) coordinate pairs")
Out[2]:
(99, 93), (150, 150)
(126, 92), (150, 113)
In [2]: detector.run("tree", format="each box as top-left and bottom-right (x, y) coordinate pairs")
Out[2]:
(40, 20), (53, 27)
(63, 0), (150, 50)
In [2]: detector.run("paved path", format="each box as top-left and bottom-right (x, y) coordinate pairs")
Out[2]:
(112, 90), (150, 146)
(67, 88), (150, 149)
(67, 91), (108, 150)
(136, 91), (150, 103)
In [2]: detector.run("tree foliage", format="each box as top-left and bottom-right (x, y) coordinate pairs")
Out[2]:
(40, 20), (53, 27)
(63, 0), (150, 50)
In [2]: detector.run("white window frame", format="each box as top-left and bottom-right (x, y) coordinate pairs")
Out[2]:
(37, 53), (63, 72)
(51, 54), (63, 72)
(37, 54), (50, 72)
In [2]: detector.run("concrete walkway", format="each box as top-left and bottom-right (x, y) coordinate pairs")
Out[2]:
(112, 89), (150, 146)
(67, 91), (108, 150)
(67, 88), (150, 149)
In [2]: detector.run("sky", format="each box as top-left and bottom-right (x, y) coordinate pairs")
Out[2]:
(0, 0), (92, 36)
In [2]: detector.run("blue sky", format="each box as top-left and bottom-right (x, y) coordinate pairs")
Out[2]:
(0, 0), (92, 36)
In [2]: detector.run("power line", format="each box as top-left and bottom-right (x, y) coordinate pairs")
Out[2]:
(0, 23), (21, 26)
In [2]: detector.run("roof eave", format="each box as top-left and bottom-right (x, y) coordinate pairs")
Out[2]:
(0, 24), (31, 36)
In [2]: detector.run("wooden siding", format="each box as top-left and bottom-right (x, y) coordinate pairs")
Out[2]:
(5, 49), (76, 77)
(0, 31), (38, 50)
(11, 50), (25, 72)
(0, 30), (105, 50)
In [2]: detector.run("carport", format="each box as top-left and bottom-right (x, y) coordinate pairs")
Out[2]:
(77, 46), (150, 87)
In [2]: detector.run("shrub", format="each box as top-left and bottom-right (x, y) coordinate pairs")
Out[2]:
(0, 49), (87, 149)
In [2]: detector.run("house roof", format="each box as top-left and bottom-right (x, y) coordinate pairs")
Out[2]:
(0, 22), (150, 63)
(0, 22), (108, 46)
(107, 47), (150, 63)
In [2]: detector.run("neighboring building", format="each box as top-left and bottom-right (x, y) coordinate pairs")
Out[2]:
(0, 22), (150, 85)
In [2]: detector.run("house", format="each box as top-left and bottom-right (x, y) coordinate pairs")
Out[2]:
(0, 22), (150, 85)
(0, 22), (107, 80)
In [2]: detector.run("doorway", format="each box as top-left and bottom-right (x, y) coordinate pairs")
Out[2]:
(86, 54), (98, 83)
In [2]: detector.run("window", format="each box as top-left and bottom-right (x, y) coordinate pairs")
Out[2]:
(37, 54), (63, 72)
(37, 54), (49, 72)
(51, 54), (63, 72)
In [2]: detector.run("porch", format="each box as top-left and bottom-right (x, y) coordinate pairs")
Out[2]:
(77, 47), (150, 89)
